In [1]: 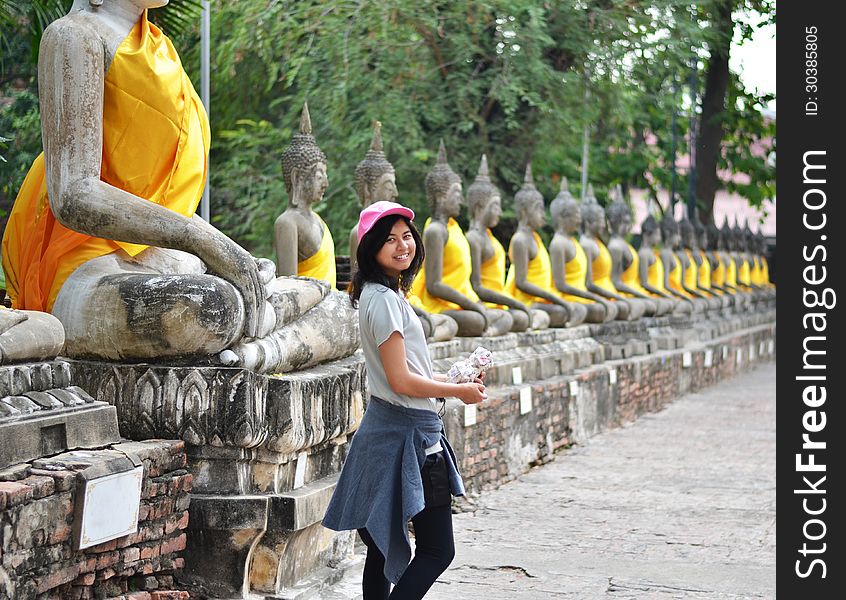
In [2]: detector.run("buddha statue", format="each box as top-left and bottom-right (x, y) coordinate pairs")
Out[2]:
(504, 165), (587, 327)
(705, 221), (731, 298)
(755, 230), (775, 288)
(637, 216), (692, 315)
(693, 219), (729, 308)
(578, 187), (646, 321)
(465, 155), (549, 332)
(1, 1), (357, 373)
(548, 179), (616, 323)
(410, 141), (513, 337)
(274, 103), (336, 289)
(660, 215), (706, 311)
(604, 191), (669, 316)
(678, 217), (720, 310)
(350, 122), (457, 341)
(0, 308), (65, 365)
(733, 220), (753, 291)
(719, 218), (740, 294)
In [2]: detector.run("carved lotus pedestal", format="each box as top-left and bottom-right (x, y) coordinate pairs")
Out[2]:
(67, 354), (367, 598)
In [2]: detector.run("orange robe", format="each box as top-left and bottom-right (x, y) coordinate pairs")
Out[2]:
(2, 11), (209, 312)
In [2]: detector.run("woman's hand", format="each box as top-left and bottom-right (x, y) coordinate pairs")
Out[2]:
(457, 382), (487, 405)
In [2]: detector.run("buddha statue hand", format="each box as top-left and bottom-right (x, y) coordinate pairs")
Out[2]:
(472, 302), (491, 330)
(218, 277), (359, 374)
(193, 221), (266, 339)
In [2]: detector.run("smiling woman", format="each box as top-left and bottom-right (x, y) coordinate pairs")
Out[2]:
(325, 199), (487, 600)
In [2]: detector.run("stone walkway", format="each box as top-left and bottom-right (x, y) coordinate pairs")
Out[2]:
(424, 362), (777, 600)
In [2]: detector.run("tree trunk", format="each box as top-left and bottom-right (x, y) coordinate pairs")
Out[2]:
(695, 0), (735, 225)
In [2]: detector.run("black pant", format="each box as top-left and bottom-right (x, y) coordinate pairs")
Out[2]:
(359, 452), (456, 600)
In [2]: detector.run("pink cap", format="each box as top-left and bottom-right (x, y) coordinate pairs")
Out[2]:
(357, 201), (415, 242)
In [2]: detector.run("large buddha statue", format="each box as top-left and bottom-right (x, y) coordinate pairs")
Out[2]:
(504, 165), (587, 327)
(637, 216), (692, 315)
(678, 217), (720, 310)
(578, 187), (646, 321)
(411, 141), (513, 337)
(1, 0), (356, 373)
(274, 103), (336, 289)
(465, 155), (549, 332)
(605, 191), (669, 317)
(350, 122), (457, 341)
(547, 180), (615, 323)
(660, 215), (706, 311)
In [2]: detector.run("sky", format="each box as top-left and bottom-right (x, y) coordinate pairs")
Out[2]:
(730, 20), (776, 112)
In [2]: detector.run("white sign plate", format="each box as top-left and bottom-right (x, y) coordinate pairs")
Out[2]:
(704, 350), (713, 368)
(609, 369), (617, 385)
(569, 380), (579, 396)
(512, 367), (523, 385)
(519, 387), (532, 414)
(682, 352), (692, 368)
(78, 466), (143, 550)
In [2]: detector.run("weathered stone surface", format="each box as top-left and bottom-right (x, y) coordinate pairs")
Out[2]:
(0, 403), (120, 469)
(0, 442), (190, 599)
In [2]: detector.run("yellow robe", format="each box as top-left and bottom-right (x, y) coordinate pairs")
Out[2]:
(697, 251), (717, 294)
(647, 250), (667, 292)
(751, 256), (763, 286)
(683, 250), (698, 291)
(297, 216), (336, 290)
(621, 241), (652, 298)
(667, 252), (692, 298)
(505, 231), (554, 305)
(711, 252), (727, 290)
(411, 218), (479, 313)
(762, 257), (774, 287)
(738, 257), (752, 287)
(2, 11), (209, 312)
(479, 229), (509, 310)
(558, 237), (593, 304)
(591, 239), (619, 295)
(727, 257), (738, 288)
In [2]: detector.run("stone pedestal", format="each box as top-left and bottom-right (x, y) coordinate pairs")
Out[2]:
(0, 361), (120, 468)
(66, 355), (366, 599)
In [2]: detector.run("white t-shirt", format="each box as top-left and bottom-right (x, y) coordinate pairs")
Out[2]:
(358, 283), (438, 413)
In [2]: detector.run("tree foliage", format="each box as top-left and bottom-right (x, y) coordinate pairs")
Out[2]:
(1, 0), (776, 260)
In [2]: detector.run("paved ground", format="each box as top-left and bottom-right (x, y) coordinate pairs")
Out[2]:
(423, 362), (777, 600)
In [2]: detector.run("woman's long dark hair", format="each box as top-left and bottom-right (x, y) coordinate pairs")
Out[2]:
(349, 215), (424, 307)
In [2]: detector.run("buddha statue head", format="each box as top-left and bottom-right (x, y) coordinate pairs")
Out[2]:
(467, 154), (502, 229)
(641, 214), (661, 247)
(425, 140), (463, 218)
(707, 221), (721, 252)
(660, 214), (680, 249)
(581, 185), (606, 237)
(693, 218), (707, 251)
(721, 217), (733, 251)
(550, 177), (580, 235)
(606, 189), (632, 237)
(756, 230), (766, 255)
(732, 218), (744, 251)
(743, 219), (755, 252)
(281, 102), (328, 208)
(354, 121), (397, 208)
(514, 163), (546, 230)
(678, 216), (695, 249)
